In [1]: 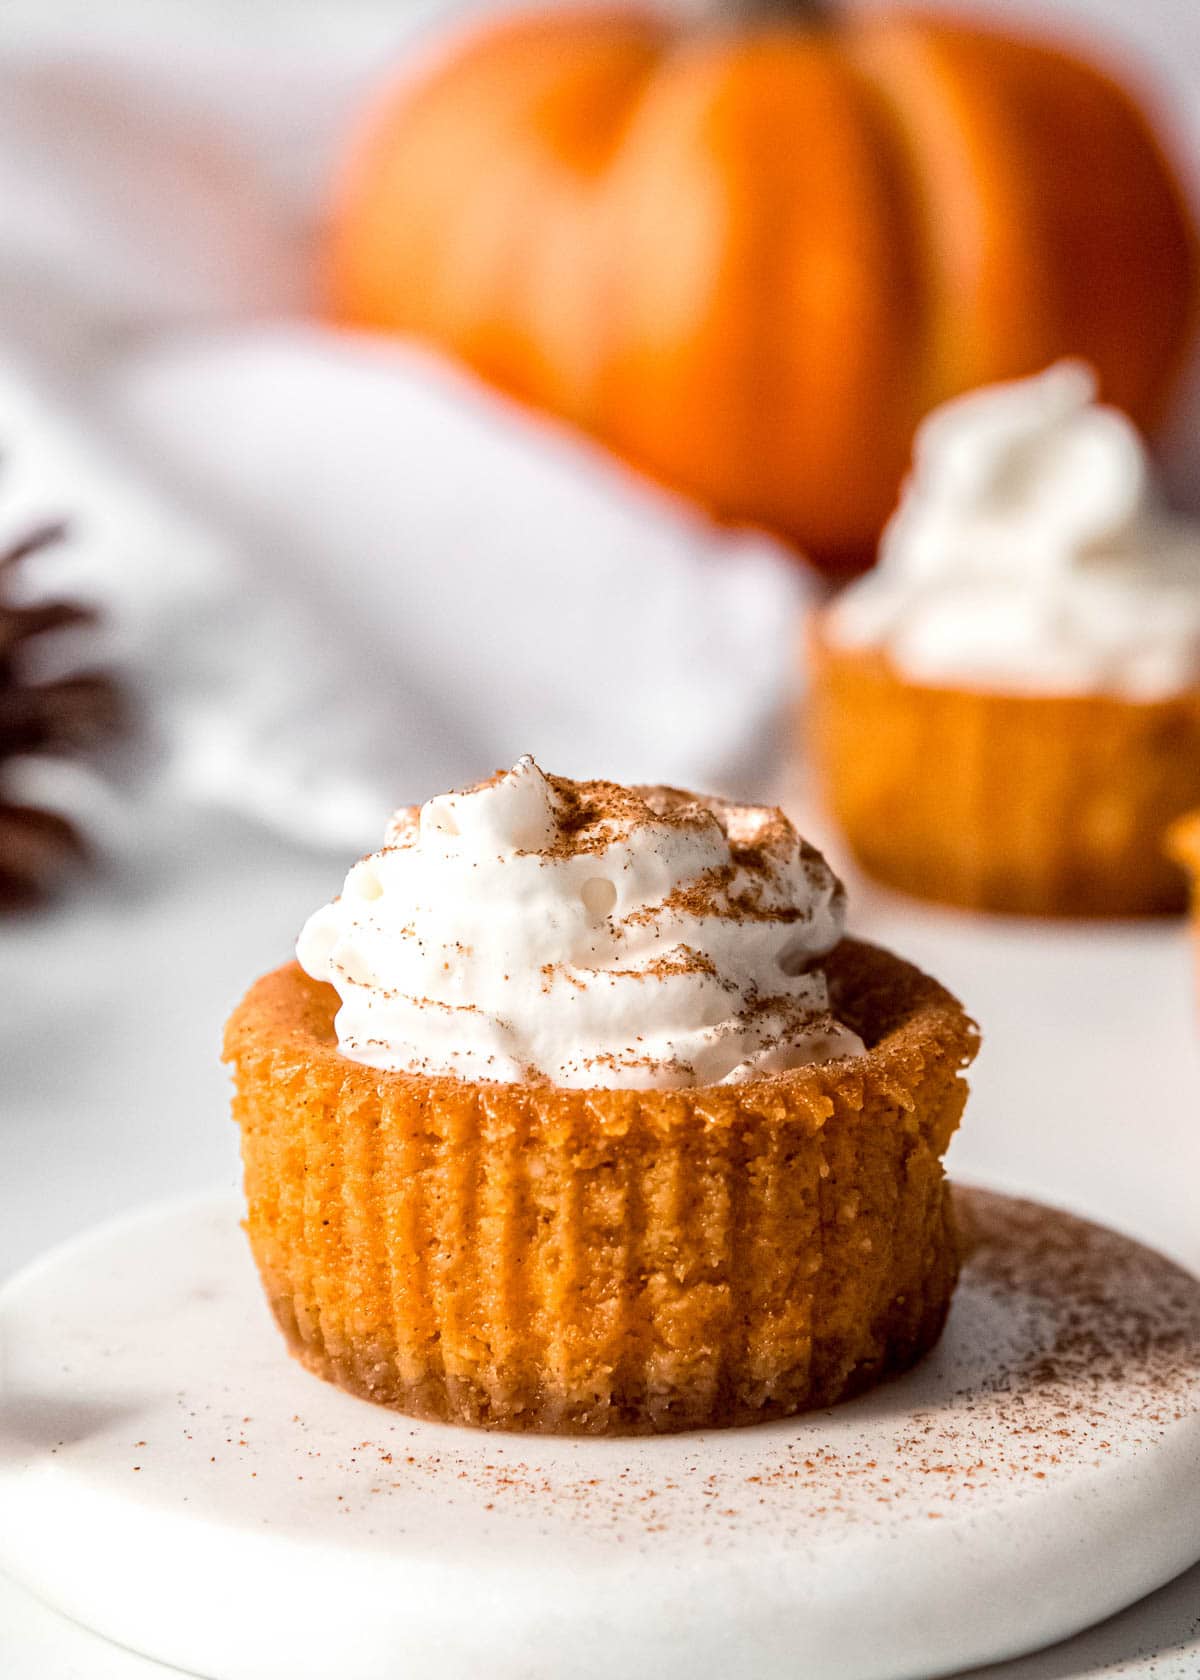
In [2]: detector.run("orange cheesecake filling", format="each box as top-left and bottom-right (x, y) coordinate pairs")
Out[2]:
(224, 939), (977, 1434)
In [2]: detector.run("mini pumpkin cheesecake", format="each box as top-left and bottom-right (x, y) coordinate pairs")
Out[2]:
(809, 364), (1200, 917)
(224, 758), (978, 1434)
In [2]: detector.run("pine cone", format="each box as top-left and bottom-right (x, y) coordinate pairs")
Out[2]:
(0, 523), (126, 909)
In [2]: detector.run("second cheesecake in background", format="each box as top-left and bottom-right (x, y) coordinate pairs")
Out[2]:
(809, 363), (1200, 916)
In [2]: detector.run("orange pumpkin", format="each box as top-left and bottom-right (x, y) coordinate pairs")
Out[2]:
(329, 3), (1198, 574)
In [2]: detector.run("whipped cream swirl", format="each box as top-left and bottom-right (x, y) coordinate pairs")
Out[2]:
(297, 756), (862, 1088)
(828, 362), (1200, 698)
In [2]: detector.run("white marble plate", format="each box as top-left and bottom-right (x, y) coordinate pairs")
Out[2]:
(1, 1187), (1198, 1680)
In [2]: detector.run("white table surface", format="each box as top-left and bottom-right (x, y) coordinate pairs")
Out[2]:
(3, 808), (1200, 1679)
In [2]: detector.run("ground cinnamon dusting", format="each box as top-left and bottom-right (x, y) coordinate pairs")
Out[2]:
(508, 773), (715, 862)
(181, 1188), (1200, 1546)
(342, 1190), (1200, 1534)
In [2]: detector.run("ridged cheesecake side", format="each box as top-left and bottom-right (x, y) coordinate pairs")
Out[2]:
(808, 625), (1200, 917)
(224, 939), (977, 1434)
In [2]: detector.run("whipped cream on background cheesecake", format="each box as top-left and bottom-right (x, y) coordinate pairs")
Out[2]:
(828, 361), (1200, 698)
(297, 755), (863, 1088)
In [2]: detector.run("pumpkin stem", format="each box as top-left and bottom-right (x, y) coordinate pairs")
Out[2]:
(676, 0), (833, 25)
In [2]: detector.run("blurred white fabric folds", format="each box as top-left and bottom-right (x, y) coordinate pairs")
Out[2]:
(0, 4), (811, 860)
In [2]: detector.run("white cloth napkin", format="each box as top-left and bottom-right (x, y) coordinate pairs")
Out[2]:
(3, 333), (810, 858)
(107, 328), (809, 807)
